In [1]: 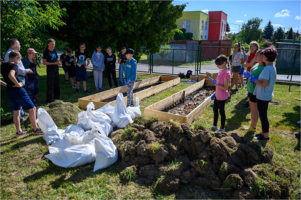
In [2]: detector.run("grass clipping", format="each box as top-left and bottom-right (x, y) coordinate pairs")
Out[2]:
(24, 100), (82, 129)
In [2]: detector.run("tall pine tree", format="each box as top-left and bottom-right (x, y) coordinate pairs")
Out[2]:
(271, 27), (284, 44)
(287, 27), (293, 39)
(226, 22), (230, 32)
(263, 20), (274, 39)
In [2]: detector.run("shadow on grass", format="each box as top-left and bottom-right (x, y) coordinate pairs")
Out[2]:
(1, 135), (45, 152)
(279, 105), (301, 131)
(225, 96), (249, 132)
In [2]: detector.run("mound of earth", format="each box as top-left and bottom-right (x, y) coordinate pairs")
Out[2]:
(110, 119), (292, 199)
(24, 100), (82, 129)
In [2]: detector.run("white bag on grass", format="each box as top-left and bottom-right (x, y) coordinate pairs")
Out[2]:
(65, 124), (85, 136)
(51, 131), (84, 148)
(46, 144), (96, 168)
(37, 108), (63, 145)
(97, 103), (115, 120)
(112, 93), (133, 128)
(127, 97), (141, 119)
(86, 102), (112, 124)
(93, 137), (118, 172)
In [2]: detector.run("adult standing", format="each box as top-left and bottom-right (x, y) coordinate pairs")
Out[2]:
(4, 38), (33, 122)
(43, 38), (61, 103)
(118, 47), (127, 86)
(104, 47), (118, 89)
(21, 48), (40, 106)
(91, 45), (105, 91)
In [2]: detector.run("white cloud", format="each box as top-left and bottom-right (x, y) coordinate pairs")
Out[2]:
(272, 24), (285, 27)
(236, 20), (243, 23)
(244, 14), (247, 17)
(230, 26), (235, 29)
(274, 9), (290, 17)
(295, 16), (301, 20)
(202, 9), (209, 13)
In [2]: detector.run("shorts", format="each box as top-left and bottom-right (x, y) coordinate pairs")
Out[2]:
(239, 67), (245, 75)
(232, 66), (241, 73)
(248, 92), (257, 103)
(68, 66), (76, 78)
(62, 65), (68, 73)
(76, 67), (88, 82)
(7, 87), (35, 111)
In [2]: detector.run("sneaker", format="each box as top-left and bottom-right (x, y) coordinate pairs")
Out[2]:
(100, 88), (104, 90)
(72, 85), (77, 89)
(254, 134), (270, 141)
(22, 112), (29, 116)
(210, 126), (218, 131)
(65, 80), (70, 83)
(74, 83), (77, 87)
(16, 130), (27, 137)
(216, 128), (226, 132)
(235, 89), (238, 92)
(252, 133), (262, 137)
(32, 128), (44, 135)
(95, 88), (100, 91)
(242, 85), (245, 89)
(75, 89), (80, 94)
(20, 117), (25, 123)
(248, 126), (257, 132)
(84, 90), (91, 94)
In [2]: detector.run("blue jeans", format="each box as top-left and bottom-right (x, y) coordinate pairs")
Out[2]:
(119, 63), (127, 86)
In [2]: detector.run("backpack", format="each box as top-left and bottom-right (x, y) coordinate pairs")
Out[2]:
(178, 72), (185, 78)
(186, 70), (193, 78)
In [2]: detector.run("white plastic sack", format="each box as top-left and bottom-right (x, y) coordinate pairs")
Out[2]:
(97, 103), (115, 120)
(77, 114), (112, 137)
(112, 93), (133, 128)
(51, 131), (84, 148)
(65, 124), (85, 136)
(93, 137), (118, 172)
(127, 97), (141, 119)
(86, 102), (112, 124)
(45, 144), (96, 168)
(37, 108), (63, 145)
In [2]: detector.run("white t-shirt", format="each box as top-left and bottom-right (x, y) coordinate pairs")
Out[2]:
(232, 52), (243, 66)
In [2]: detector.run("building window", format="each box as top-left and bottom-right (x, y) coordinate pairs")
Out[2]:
(182, 20), (190, 32)
(205, 35), (207, 39)
(201, 35), (203, 39)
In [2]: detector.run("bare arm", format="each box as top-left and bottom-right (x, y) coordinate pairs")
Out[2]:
(255, 79), (268, 88)
(215, 79), (229, 91)
(244, 57), (256, 67)
(0, 80), (7, 87)
(8, 70), (23, 87)
(118, 57), (121, 64)
(86, 58), (90, 67)
(43, 59), (60, 66)
(65, 61), (71, 66)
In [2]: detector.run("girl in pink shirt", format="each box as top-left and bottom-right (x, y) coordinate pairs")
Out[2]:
(208, 55), (231, 132)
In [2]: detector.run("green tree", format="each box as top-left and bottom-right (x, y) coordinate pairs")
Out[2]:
(1, 0), (67, 62)
(157, 44), (171, 60)
(174, 29), (185, 40)
(271, 27), (285, 44)
(226, 22), (231, 32)
(263, 20), (274, 39)
(238, 17), (263, 44)
(47, 1), (186, 62)
(287, 28), (293, 39)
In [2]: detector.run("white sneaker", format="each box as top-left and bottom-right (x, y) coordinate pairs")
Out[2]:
(72, 85), (77, 89)
(210, 126), (218, 131)
(216, 128), (226, 132)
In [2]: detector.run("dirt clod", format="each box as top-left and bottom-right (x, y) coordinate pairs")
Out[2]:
(232, 186), (257, 199)
(156, 175), (180, 192)
(221, 136), (237, 149)
(200, 131), (212, 143)
(274, 167), (292, 182)
(242, 169), (259, 188)
(261, 147), (274, 164)
(222, 174), (244, 190)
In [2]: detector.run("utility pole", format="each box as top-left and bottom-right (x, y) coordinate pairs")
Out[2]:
(282, 28), (285, 41)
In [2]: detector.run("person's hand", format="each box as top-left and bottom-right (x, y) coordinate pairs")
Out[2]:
(77, 63), (81, 67)
(55, 61), (61, 65)
(211, 93), (216, 100)
(27, 69), (34, 74)
(208, 76), (216, 85)
(250, 76), (258, 83)
(13, 82), (23, 88)
(243, 71), (251, 79)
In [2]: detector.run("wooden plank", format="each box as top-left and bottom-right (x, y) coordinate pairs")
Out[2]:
(186, 95), (213, 123)
(160, 76), (178, 82)
(144, 108), (187, 123)
(78, 99), (108, 110)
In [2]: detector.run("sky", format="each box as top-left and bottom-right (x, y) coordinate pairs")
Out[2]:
(172, 0), (301, 33)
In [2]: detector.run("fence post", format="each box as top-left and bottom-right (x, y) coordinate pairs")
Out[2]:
(149, 52), (151, 74)
(151, 54), (153, 74)
(199, 46), (202, 75)
(172, 49), (174, 75)
(196, 46), (199, 75)
(289, 50), (297, 92)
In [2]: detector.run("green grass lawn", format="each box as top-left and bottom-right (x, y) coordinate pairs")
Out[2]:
(1, 66), (300, 199)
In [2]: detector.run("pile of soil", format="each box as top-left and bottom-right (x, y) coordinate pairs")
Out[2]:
(110, 119), (292, 199)
(24, 100), (82, 129)
(163, 87), (215, 116)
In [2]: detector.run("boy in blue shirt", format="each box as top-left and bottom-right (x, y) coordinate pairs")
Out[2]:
(124, 48), (137, 107)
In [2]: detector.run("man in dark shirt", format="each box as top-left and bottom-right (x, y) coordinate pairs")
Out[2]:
(1, 50), (43, 137)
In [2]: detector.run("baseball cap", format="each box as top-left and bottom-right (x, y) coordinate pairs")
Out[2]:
(27, 48), (38, 54)
(125, 48), (134, 55)
(96, 45), (102, 48)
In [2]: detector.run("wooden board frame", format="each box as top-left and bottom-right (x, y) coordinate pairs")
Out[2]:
(78, 76), (180, 109)
(144, 79), (214, 124)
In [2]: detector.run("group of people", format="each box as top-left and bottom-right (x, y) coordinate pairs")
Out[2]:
(209, 41), (278, 141)
(1, 38), (138, 138)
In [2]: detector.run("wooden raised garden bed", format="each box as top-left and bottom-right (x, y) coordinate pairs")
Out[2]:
(78, 76), (180, 109)
(144, 79), (214, 123)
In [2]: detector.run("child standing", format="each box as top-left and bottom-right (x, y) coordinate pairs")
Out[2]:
(65, 49), (76, 88)
(124, 48), (137, 107)
(91, 45), (105, 91)
(244, 41), (260, 72)
(60, 50), (69, 83)
(118, 47), (127, 86)
(208, 55), (231, 132)
(238, 46), (248, 89)
(251, 47), (278, 141)
(74, 43), (90, 94)
(229, 43), (244, 92)
(104, 47), (118, 89)
(1, 50), (43, 137)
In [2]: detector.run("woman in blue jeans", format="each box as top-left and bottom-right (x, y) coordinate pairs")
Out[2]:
(118, 47), (127, 86)
(250, 46), (278, 141)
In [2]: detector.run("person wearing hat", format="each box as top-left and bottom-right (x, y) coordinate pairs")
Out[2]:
(21, 48), (40, 106)
(91, 45), (105, 91)
(124, 48), (137, 107)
